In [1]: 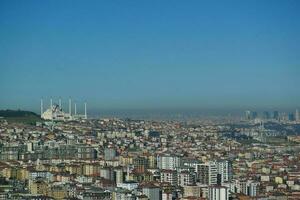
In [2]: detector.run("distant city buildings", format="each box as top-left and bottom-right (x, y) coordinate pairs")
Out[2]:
(0, 108), (299, 199)
(245, 109), (300, 123)
(295, 109), (299, 121)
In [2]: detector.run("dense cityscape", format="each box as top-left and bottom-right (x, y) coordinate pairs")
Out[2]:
(0, 101), (299, 200)
(1, 1), (299, 200)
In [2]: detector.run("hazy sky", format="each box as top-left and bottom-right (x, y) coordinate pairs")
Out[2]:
(0, 0), (299, 112)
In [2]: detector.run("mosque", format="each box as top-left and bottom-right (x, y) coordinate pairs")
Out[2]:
(40, 98), (87, 121)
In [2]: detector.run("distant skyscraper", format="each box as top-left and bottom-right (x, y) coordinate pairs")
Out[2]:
(263, 111), (270, 120)
(246, 111), (258, 120)
(252, 111), (257, 119)
(245, 110), (251, 120)
(295, 109), (299, 121)
(288, 113), (295, 121)
(273, 111), (279, 120)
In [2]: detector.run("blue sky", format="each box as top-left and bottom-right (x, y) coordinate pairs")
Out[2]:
(0, 0), (299, 112)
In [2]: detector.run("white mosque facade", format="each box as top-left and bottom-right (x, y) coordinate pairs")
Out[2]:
(40, 98), (87, 121)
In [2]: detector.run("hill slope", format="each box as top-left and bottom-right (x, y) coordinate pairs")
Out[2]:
(0, 110), (41, 124)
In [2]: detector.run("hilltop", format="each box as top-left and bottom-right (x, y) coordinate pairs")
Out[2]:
(0, 109), (41, 124)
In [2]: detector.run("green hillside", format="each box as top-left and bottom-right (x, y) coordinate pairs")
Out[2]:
(0, 110), (42, 124)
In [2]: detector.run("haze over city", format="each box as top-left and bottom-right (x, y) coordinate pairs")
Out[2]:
(1, 0), (300, 116)
(2, 1), (300, 200)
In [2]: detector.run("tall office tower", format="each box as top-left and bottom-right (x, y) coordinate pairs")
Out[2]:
(208, 186), (229, 200)
(245, 110), (251, 120)
(158, 154), (181, 170)
(288, 113), (295, 121)
(104, 147), (117, 160)
(296, 109), (299, 121)
(263, 111), (270, 120)
(273, 111), (279, 120)
(281, 112), (288, 121)
(252, 111), (258, 119)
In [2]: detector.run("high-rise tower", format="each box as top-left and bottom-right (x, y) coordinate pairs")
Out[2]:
(296, 109), (299, 122)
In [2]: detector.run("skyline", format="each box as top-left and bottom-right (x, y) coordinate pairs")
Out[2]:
(1, 0), (300, 112)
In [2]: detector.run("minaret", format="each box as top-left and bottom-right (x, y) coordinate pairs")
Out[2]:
(50, 98), (53, 109)
(40, 99), (43, 116)
(84, 102), (87, 119)
(74, 102), (77, 115)
(69, 98), (72, 116)
(59, 98), (62, 109)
